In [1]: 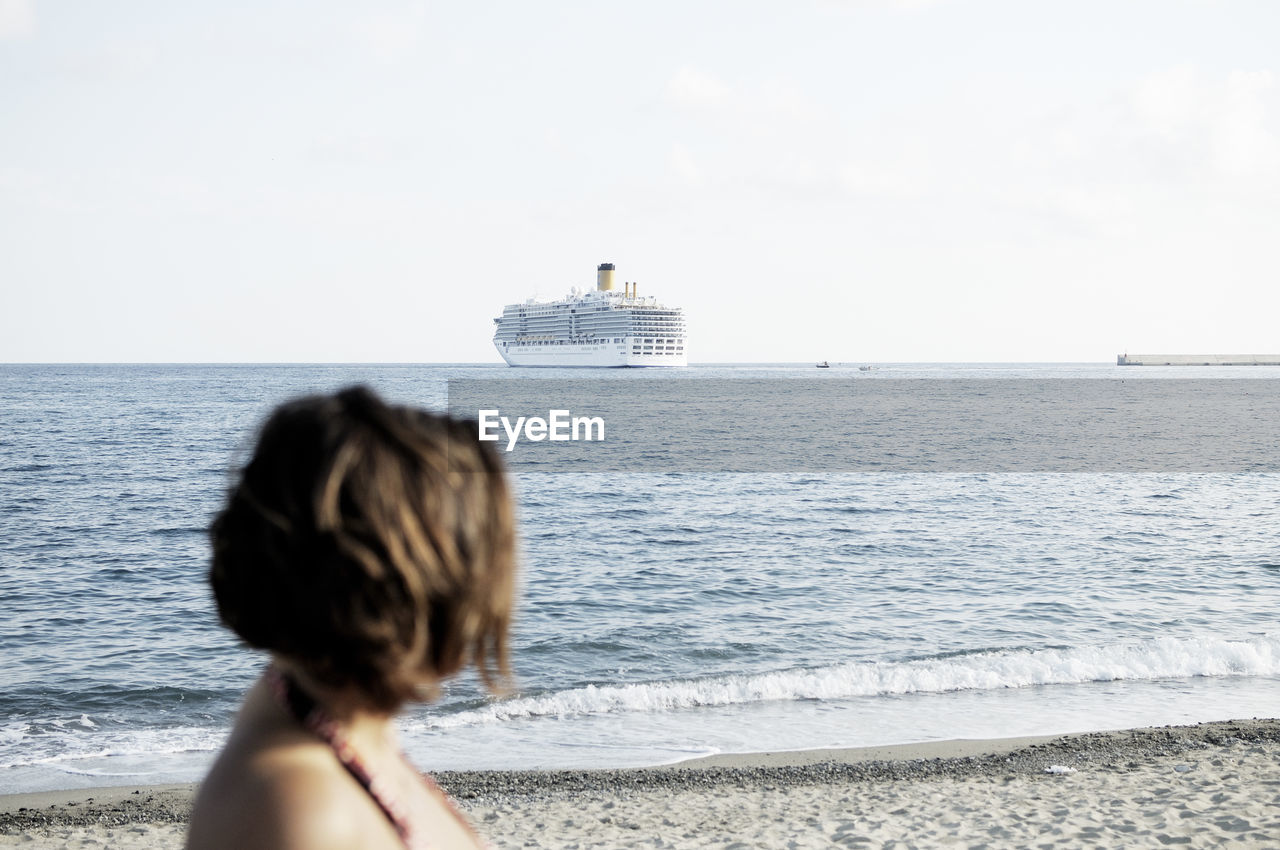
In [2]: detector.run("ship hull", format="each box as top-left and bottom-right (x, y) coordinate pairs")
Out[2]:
(496, 343), (686, 367)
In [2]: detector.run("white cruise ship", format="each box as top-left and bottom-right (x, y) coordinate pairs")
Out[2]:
(493, 263), (687, 367)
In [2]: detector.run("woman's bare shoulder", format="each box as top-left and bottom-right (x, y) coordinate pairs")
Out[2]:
(187, 739), (399, 850)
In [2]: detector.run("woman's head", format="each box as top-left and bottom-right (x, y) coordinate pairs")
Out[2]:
(209, 386), (515, 712)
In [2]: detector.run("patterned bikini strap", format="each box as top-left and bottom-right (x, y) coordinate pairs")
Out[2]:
(266, 666), (417, 847)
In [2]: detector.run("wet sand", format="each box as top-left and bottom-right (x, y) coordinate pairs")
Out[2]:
(3, 719), (1278, 848)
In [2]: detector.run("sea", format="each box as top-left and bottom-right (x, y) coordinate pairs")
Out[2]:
(2, 362), (1280, 795)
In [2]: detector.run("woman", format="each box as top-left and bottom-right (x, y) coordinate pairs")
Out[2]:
(187, 386), (516, 850)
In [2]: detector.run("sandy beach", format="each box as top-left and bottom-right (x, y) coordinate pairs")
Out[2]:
(3, 719), (1278, 848)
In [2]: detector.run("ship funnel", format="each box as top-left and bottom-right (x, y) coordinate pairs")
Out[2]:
(597, 262), (616, 291)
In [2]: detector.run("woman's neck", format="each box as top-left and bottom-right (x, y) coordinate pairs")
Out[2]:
(270, 659), (401, 759)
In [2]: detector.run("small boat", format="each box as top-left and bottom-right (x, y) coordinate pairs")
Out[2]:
(815, 361), (830, 368)
(858, 365), (873, 372)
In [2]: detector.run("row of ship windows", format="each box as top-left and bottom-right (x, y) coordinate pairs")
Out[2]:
(511, 307), (680, 313)
(510, 326), (684, 333)
(507, 313), (682, 321)
(500, 340), (685, 354)
(502, 341), (684, 353)
(509, 337), (682, 344)
(510, 314), (682, 322)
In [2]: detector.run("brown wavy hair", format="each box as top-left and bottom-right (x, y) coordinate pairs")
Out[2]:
(209, 385), (515, 712)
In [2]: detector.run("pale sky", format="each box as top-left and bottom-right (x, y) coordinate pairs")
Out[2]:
(2, 0), (1278, 363)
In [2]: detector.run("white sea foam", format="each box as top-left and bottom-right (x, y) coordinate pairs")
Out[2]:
(53, 765), (159, 778)
(0, 728), (225, 770)
(0, 723), (28, 747)
(416, 635), (1280, 730)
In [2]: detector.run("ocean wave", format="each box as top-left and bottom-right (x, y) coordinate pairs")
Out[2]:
(415, 634), (1280, 729)
(0, 725), (225, 771)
